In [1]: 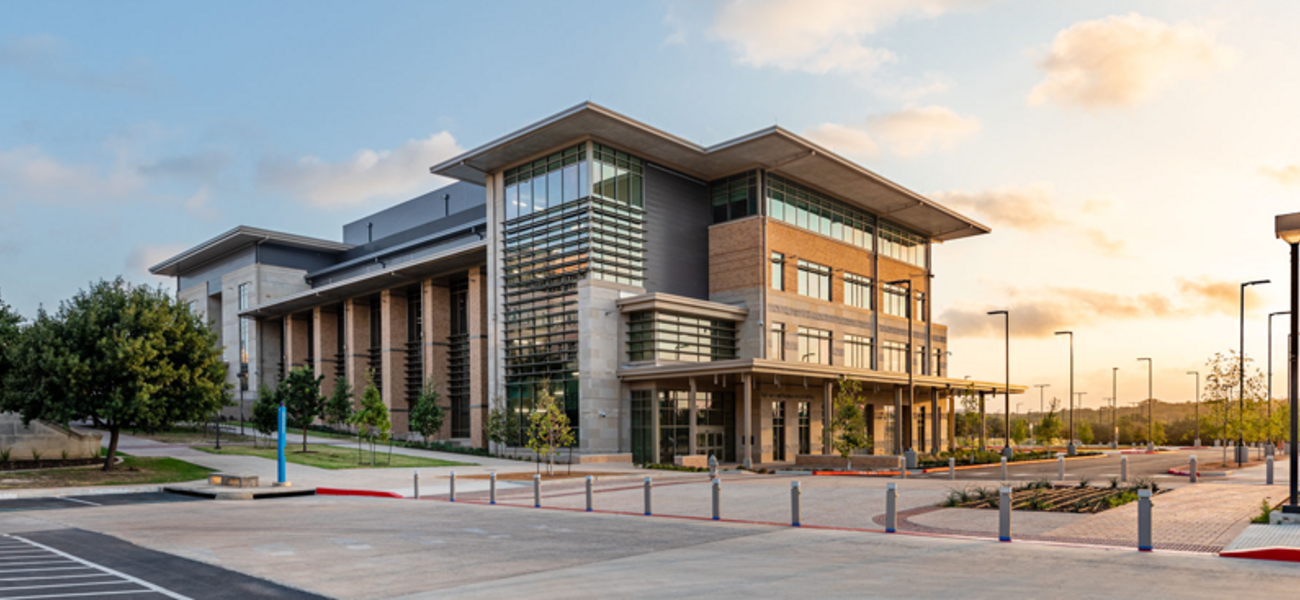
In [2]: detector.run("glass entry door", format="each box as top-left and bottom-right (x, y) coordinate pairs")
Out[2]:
(772, 401), (786, 462)
(798, 402), (810, 455)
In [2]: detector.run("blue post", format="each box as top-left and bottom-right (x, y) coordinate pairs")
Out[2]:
(277, 403), (287, 484)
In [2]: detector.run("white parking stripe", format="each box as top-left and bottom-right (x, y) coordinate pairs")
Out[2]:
(7, 535), (191, 600)
(0, 563), (73, 568)
(0, 568), (91, 574)
(0, 591), (153, 600)
(54, 498), (101, 507)
(0, 580), (133, 592)
(0, 574), (117, 583)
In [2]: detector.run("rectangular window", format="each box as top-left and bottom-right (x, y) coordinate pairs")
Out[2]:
(765, 174), (876, 251)
(881, 341), (907, 373)
(770, 323), (786, 361)
(796, 327), (832, 365)
(627, 311), (738, 363)
(710, 170), (758, 224)
(883, 284), (909, 318)
(845, 334), (873, 369)
(879, 220), (929, 268)
(845, 273), (872, 310)
(797, 260), (831, 302)
(770, 252), (785, 291)
(916, 292), (926, 322)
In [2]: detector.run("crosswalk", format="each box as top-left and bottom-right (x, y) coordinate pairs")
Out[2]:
(0, 535), (190, 600)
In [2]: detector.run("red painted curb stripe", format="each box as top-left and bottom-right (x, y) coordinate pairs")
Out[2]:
(1220, 548), (1300, 563)
(316, 488), (403, 499)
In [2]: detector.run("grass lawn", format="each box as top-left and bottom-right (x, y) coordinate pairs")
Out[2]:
(0, 455), (214, 489)
(194, 443), (473, 470)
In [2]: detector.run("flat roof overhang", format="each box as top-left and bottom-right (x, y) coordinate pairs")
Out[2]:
(239, 241), (486, 319)
(617, 358), (1026, 394)
(149, 226), (353, 277)
(430, 102), (991, 243)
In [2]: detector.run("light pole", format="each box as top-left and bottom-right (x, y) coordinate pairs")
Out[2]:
(1074, 392), (1087, 445)
(888, 278), (917, 456)
(1111, 367), (1119, 449)
(1034, 384), (1049, 416)
(1269, 311), (1290, 448)
(1055, 331), (1076, 455)
(1239, 279), (1271, 467)
(1138, 358), (1153, 451)
(988, 310), (1011, 457)
(1187, 371), (1200, 447)
(1274, 211), (1300, 514)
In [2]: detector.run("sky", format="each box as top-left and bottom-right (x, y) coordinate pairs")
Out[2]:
(2, 0), (1299, 413)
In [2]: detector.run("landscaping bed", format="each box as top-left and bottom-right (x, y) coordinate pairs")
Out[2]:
(195, 443), (473, 470)
(942, 479), (1167, 514)
(0, 456), (213, 489)
(918, 449), (1103, 469)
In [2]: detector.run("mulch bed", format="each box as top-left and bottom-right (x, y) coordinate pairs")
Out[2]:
(950, 484), (1169, 514)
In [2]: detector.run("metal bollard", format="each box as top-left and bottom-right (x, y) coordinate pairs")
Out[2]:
(999, 486), (1012, 542)
(1121, 455), (1128, 482)
(949, 457), (955, 480)
(1057, 455), (1065, 482)
(1137, 489), (1153, 551)
(885, 483), (898, 533)
(449, 471), (456, 502)
(586, 475), (594, 511)
(1001, 457), (1008, 481)
(712, 478), (721, 521)
(1268, 456), (1275, 485)
(1189, 455), (1197, 484)
(533, 473), (541, 508)
(489, 472), (496, 505)
(413, 471), (420, 499)
(709, 454), (718, 479)
(791, 481), (801, 527)
(644, 477), (652, 516)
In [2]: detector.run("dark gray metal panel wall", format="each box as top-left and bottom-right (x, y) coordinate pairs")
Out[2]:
(258, 243), (338, 274)
(643, 164), (709, 300)
(342, 181), (486, 245)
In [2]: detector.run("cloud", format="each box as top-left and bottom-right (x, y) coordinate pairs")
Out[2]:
(125, 243), (187, 278)
(803, 105), (980, 159)
(138, 150), (231, 182)
(709, 0), (979, 75)
(0, 145), (144, 204)
(1260, 164), (1300, 187)
(1082, 228), (1126, 256)
(931, 185), (1061, 231)
(255, 132), (462, 210)
(0, 34), (153, 94)
(1027, 13), (1234, 109)
(182, 187), (217, 221)
(943, 277), (1262, 338)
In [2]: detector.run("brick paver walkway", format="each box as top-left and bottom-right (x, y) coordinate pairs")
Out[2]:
(1224, 523), (1300, 552)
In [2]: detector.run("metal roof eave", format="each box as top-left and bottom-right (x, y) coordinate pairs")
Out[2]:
(148, 226), (352, 277)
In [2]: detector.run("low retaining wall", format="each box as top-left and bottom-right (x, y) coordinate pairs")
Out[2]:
(796, 454), (902, 470)
(0, 414), (101, 460)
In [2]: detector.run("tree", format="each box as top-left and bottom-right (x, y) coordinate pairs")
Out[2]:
(280, 366), (325, 452)
(1203, 350), (1266, 443)
(525, 381), (575, 475)
(1036, 399), (1063, 444)
(829, 379), (871, 469)
(251, 384), (280, 448)
(409, 380), (446, 444)
(1010, 418), (1029, 445)
(351, 371), (390, 465)
(486, 394), (510, 456)
(324, 375), (354, 432)
(1, 279), (228, 470)
(1078, 421), (1094, 445)
(0, 295), (20, 387)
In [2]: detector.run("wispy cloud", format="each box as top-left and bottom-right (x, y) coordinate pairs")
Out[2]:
(254, 132), (463, 210)
(1260, 164), (1300, 186)
(1027, 13), (1234, 109)
(0, 34), (154, 94)
(138, 150), (232, 182)
(0, 145), (144, 204)
(709, 0), (982, 75)
(125, 243), (187, 279)
(932, 185), (1125, 255)
(804, 105), (980, 159)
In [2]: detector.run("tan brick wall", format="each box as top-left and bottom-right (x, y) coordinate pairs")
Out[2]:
(285, 315), (310, 371)
(423, 279), (453, 440)
(380, 289), (409, 433)
(313, 307), (339, 397)
(468, 267), (488, 448)
(344, 298), (371, 405)
(708, 217), (764, 295)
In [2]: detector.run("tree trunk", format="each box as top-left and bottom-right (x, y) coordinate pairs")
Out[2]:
(103, 426), (120, 471)
(302, 426), (308, 453)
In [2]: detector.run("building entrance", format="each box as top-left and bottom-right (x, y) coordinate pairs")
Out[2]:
(772, 401), (786, 462)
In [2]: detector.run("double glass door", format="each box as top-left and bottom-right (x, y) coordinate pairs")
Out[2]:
(772, 402), (786, 462)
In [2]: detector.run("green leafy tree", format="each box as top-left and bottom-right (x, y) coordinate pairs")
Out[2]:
(1, 279), (228, 470)
(1203, 350), (1266, 444)
(1078, 420), (1094, 445)
(1036, 398), (1063, 444)
(526, 381), (575, 475)
(324, 375), (354, 432)
(0, 295), (20, 387)
(280, 366), (325, 452)
(486, 394), (510, 456)
(1010, 418), (1029, 445)
(351, 371), (390, 465)
(409, 380), (446, 444)
(829, 379), (871, 470)
(251, 384), (281, 448)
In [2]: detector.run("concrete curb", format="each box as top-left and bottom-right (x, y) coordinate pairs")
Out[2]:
(316, 487), (403, 499)
(1220, 547), (1300, 563)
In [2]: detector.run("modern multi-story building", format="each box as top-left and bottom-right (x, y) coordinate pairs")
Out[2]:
(152, 103), (1022, 467)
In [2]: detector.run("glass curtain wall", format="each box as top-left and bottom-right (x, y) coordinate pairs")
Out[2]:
(627, 311), (737, 363)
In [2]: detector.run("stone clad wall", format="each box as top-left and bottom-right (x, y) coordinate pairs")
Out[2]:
(0, 414), (101, 460)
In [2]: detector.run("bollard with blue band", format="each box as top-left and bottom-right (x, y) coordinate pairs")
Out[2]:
(276, 403), (287, 485)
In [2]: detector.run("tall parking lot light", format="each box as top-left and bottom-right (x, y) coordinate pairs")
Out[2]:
(1269, 311), (1290, 446)
(988, 310), (1011, 457)
(1055, 331), (1075, 456)
(1138, 358), (1153, 451)
(1187, 371), (1200, 447)
(1239, 279), (1271, 467)
(1274, 211), (1300, 513)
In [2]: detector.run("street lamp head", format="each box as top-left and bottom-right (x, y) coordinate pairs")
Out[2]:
(1138, 357), (1151, 362)
(886, 279), (910, 286)
(1276, 211), (1300, 244)
(1244, 279), (1271, 287)
(1186, 371), (1198, 375)
(988, 310), (1008, 316)
(1054, 330), (1071, 336)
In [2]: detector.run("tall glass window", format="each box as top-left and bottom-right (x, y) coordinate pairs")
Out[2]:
(881, 341), (907, 373)
(238, 283), (250, 390)
(845, 334), (872, 369)
(883, 284), (909, 318)
(627, 311), (738, 363)
(796, 327), (832, 365)
(770, 323), (786, 361)
(710, 170), (758, 224)
(797, 260), (831, 302)
(845, 273), (872, 310)
(504, 144), (587, 221)
(770, 252), (785, 291)
(766, 174), (875, 250)
(916, 292), (926, 322)
(879, 220), (928, 268)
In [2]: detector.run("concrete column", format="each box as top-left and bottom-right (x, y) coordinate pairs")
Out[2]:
(978, 390), (987, 451)
(893, 385), (904, 456)
(930, 388), (940, 454)
(947, 389), (956, 452)
(743, 374), (753, 469)
(380, 289), (409, 433)
(344, 298), (372, 399)
(688, 377), (698, 456)
(285, 315), (310, 372)
(423, 280), (452, 439)
(313, 307), (339, 397)
(468, 268), (488, 448)
(823, 380), (833, 455)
